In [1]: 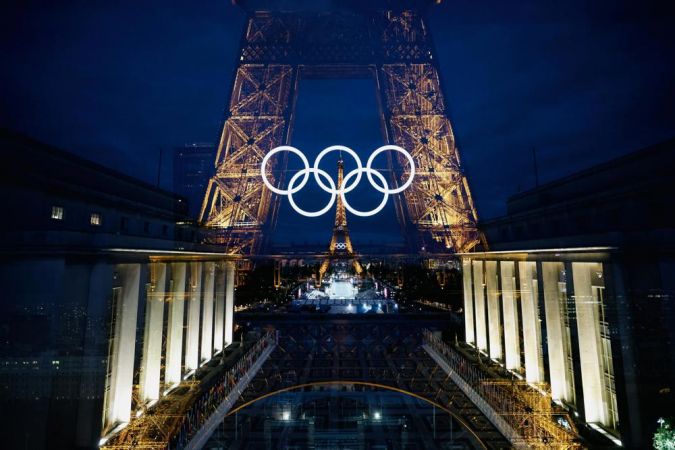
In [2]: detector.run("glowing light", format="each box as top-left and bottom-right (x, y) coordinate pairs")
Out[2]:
(99, 422), (128, 446)
(287, 167), (336, 217)
(374, 411), (381, 420)
(313, 145), (363, 194)
(260, 146), (310, 195)
(340, 168), (389, 217)
(588, 423), (622, 446)
(260, 145), (415, 218)
(366, 145), (415, 194)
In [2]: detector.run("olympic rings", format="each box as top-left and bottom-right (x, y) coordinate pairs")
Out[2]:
(287, 167), (336, 218)
(261, 145), (415, 218)
(260, 146), (310, 195)
(341, 167), (389, 217)
(366, 145), (415, 194)
(313, 145), (362, 194)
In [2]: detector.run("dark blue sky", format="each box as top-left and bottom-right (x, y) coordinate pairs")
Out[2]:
(273, 78), (403, 245)
(1, 0), (674, 241)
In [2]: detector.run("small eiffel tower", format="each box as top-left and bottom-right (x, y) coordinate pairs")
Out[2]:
(318, 155), (363, 284)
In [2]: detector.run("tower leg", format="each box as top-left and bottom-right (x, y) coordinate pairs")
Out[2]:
(200, 64), (295, 254)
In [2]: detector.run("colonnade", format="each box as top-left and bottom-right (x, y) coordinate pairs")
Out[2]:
(462, 258), (619, 430)
(102, 260), (236, 432)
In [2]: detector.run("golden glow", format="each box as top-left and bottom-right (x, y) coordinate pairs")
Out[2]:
(200, 15), (481, 255)
(319, 157), (363, 280)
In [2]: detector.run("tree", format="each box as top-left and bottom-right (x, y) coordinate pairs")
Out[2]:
(654, 417), (675, 450)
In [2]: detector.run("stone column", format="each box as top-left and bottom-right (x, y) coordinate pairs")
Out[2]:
(473, 260), (487, 353)
(485, 261), (502, 360)
(543, 262), (575, 404)
(104, 264), (141, 427)
(462, 258), (475, 345)
(185, 262), (202, 372)
(201, 262), (215, 363)
(165, 263), (186, 386)
(213, 262), (226, 354)
(519, 261), (544, 383)
(500, 261), (520, 371)
(139, 263), (166, 403)
(572, 262), (610, 425)
(224, 261), (235, 346)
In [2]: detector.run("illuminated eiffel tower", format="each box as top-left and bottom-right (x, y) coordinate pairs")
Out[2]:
(199, 0), (481, 255)
(318, 155), (363, 283)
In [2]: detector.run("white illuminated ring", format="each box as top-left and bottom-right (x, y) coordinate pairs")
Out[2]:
(340, 168), (389, 217)
(260, 146), (310, 195)
(313, 145), (363, 194)
(260, 145), (415, 218)
(366, 145), (415, 194)
(287, 168), (336, 217)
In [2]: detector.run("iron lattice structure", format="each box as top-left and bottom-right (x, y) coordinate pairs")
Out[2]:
(200, 0), (480, 254)
(424, 330), (581, 449)
(206, 318), (513, 449)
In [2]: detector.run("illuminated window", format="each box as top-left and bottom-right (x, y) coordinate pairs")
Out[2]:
(90, 213), (101, 226)
(51, 206), (64, 220)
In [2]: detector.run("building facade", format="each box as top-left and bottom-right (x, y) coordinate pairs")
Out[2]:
(0, 130), (238, 449)
(461, 139), (675, 448)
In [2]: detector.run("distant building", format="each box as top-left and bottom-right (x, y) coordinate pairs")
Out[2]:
(0, 129), (225, 449)
(0, 128), (196, 247)
(479, 138), (674, 251)
(460, 139), (675, 448)
(173, 143), (216, 219)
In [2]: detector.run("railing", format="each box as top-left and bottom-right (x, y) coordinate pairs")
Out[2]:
(422, 330), (523, 446)
(168, 331), (275, 450)
(416, 299), (453, 311)
(422, 330), (579, 449)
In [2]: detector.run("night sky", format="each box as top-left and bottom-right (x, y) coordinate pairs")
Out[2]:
(1, 0), (674, 243)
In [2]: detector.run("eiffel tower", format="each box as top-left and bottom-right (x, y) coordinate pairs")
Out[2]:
(318, 155), (363, 284)
(200, 0), (480, 255)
